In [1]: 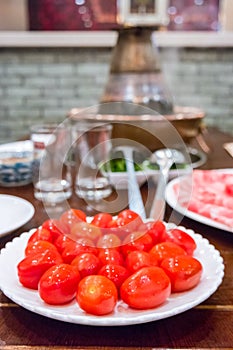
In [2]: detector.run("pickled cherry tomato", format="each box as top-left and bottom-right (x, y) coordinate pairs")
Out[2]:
(149, 242), (187, 265)
(145, 220), (166, 244)
(70, 221), (102, 242)
(41, 219), (63, 240)
(71, 252), (101, 278)
(163, 228), (197, 255)
(53, 234), (73, 253)
(125, 250), (158, 273)
(59, 209), (86, 234)
(98, 248), (124, 266)
(121, 231), (154, 256)
(28, 227), (53, 244)
(91, 213), (113, 228)
(77, 275), (118, 315)
(120, 266), (171, 310)
(97, 233), (121, 249)
(61, 239), (98, 264)
(25, 240), (59, 257)
(17, 249), (63, 290)
(98, 264), (130, 290)
(39, 264), (80, 305)
(117, 209), (144, 230)
(161, 255), (203, 292)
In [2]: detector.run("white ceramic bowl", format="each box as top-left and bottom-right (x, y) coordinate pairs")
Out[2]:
(105, 168), (155, 190)
(101, 147), (206, 190)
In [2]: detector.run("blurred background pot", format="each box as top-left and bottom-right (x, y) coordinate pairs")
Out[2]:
(68, 26), (206, 151)
(68, 105), (205, 151)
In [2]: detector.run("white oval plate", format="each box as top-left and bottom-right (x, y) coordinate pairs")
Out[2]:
(0, 195), (34, 237)
(0, 224), (224, 326)
(165, 169), (233, 233)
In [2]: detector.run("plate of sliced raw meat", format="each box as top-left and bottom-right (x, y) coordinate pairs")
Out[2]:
(166, 169), (233, 233)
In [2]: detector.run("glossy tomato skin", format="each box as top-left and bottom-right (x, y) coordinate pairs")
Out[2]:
(121, 231), (154, 256)
(98, 248), (124, 266)
(163, 228), (197, 255)
(149, 241), (187, 265)
(161, 255), (203, 292)
(105, 224), (130, 242)
(107, 218), (134, 242)
(61, 239), (98, 264)
(59, 209), (86, 234)
(120, 266), (171, 310)
(70, 222), (102, 243)
(72, 209), (87, 221)
(41, 219), (63, 241)
(17, 249), (63, 290)
(28, 227), (53, 244)
(25, 240), (59, 257)
(125, 250), (158, 273)
(98, 264), (130, 291)
(77, 275), (118, 315)
(96, 233), (121, 249)
(107, 219), (120, 228)
(38, 263), (81, 305)
(145, 220), (166, 244)
(118, 209), (140, 222)
(91, 213), (113, 228)
(71, 252), (101, 278)
(117, 209), (144, 230)
(53, 234), (73, 254)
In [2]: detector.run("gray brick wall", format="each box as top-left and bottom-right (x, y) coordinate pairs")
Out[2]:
(0, 46), (233, 144)
(160, 47), (233, 134)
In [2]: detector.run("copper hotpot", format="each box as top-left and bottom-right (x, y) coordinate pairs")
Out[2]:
(69, 27), (206, 151)
(68, 106), (205, 151)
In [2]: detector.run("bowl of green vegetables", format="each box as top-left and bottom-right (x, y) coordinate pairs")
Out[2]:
(101, 147), (206, 189)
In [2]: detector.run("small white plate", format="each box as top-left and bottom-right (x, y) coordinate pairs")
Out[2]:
(0, 195), (34, 237)
(0, 224), (224, 326)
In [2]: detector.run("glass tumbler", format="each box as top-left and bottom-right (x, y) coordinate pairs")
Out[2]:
(74, 122), (113, 202)
(30, 123), (72, 204)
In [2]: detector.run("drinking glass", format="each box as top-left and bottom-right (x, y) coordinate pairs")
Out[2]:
(30, 123), (72, 205)
(74, 122), (113, 202)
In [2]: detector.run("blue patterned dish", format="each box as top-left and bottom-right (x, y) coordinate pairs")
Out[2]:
(0, 150), (33, 187)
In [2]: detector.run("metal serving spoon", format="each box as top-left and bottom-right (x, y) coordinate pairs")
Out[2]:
(114, 146), (146, 220)
(149, 148), (185, 221)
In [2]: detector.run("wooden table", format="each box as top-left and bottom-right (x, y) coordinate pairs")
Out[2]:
(0, 127), (233, 350)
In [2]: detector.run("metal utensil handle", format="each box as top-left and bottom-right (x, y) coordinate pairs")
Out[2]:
(149, 168), (169, 221)
(125, 156), (146, 220)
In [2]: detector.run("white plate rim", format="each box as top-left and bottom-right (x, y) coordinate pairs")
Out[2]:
(0, 140), (33, 152)
(0, 195), (35, 237)
(0, 224), (224, 326)
(165, 168), (233, 234)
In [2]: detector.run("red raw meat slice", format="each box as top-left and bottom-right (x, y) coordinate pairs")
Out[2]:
(225, 183), (233, 196)
(175, 169), (233, 230)
(222, 197), (233, 209)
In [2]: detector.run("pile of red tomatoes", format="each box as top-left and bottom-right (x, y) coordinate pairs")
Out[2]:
(17, 209), (203, 316)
